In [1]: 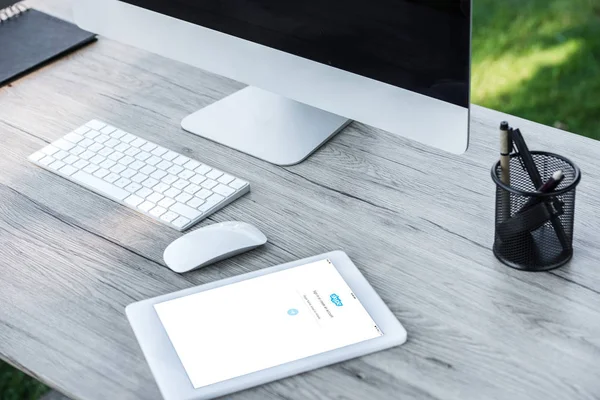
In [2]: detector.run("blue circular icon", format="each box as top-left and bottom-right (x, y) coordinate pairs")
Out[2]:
(287, 308), (299, 316)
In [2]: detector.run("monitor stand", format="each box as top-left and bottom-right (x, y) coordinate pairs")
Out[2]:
(181, 87), (351, 166)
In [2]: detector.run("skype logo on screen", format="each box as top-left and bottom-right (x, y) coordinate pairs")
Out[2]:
(330, 294), (343, 307)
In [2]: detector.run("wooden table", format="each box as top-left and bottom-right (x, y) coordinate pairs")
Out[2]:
(2, 1), (600, 399)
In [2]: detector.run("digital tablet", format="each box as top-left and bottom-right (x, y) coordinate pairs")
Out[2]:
(126, 250), (407, 400)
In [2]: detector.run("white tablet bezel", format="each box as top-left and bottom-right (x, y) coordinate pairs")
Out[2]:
(126, 250), (407, 400)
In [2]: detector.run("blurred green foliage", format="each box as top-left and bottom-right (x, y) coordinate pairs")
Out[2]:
(472, 0), (600, 139)
(0, 361), (48, 400)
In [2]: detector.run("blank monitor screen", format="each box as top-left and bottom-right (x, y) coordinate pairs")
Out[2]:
(121, 0), (471, 108)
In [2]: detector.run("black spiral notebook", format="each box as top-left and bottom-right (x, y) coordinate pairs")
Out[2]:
(0, 2), (96, 87)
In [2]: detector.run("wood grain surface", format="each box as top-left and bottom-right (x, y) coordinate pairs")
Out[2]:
(1, 1), (600, 399)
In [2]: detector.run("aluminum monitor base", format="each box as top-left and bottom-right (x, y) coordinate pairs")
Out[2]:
(181, 87), (352, 166)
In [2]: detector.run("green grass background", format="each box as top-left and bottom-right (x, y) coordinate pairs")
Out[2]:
(2, 0), (599, 399)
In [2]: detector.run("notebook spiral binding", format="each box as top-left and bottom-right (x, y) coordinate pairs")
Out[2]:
(0, 1), (29, 23)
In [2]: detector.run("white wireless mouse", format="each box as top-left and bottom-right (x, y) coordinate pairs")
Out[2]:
(163, 221), (267, 273)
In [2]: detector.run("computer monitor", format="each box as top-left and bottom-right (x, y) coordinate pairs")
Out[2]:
(75, 0), (471, 165)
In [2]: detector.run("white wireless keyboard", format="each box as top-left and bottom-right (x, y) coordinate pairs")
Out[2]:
(29, 120), (250, 231)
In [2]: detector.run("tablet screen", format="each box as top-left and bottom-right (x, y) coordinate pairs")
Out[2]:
(154, 258), (383, 389)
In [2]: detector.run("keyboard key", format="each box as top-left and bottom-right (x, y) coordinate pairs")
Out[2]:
(108, 151), (125, 162)
(190, 174), (207, 185)
(99, 147), (114, 157)
(201, 179), (218, 190)
(121, 133), (136, 143)
(104, 173), (120, 183)
(131, 138), (146, 148)
(153, 182), (170, 194)
(95, 134), (110, 144)
(170, 202), (201, 220)
(29, 151), (46, 162)
(74, 125), (91, 135)
(70, 146), (86, 156)
(125, 147), (140, 157)
(121, 168), (137, 179)
(172, 216), (190, 229)
(158, 197), (176, 208)
(104, 138), (120, 148)
(125, 182), (143, 193)
(119, 156), (135, 166)
(41, 145), (60, 156)
(141, 142), (157, 152)
(93, 168), (110, 178)
(53, 139), (76, 151)
(84, 130), (101, 139)
(80, 150), (95, 160)
(187, 197), (205, 209)
(178, 169), (195, 180)
(146, 156), (162, 166)
(39, 156), (55, 166)
(129, 160), (145, 171)
(164, 187), (181, 198)
(89, 155), (105, 165)
(167, 165), (184, 175)
(195, 164), (212, 175)
(142, 177), (159, 188)
(73, 159), (89, 169)
(100, 125), (117, 135)
(195, 188), (212, 199)
(218, 174), (235, 185)
(54, 150), (69, 160)
(135, 151), (151, 161)
(138, 201), (155, 212)
(83, 164), (99, 174)
(114, 177), (131, 188)
(206, 169), (223, 180)
(131, 173), (148, 183)
(88, 142), (103, 153)
(163, 151), (178, 161)
(149, 206), (167, 218)
(72, 171), (129, 201)
(213, 183), (235, 197)
(147, 192), (164, 203)
(114, 143), (130, 153)
(151, 170), (168, 180)
(183, 160), (201, 171)
(110, 129), (126, 139)
(156, 160), (173, 170)
(78, 138), (95, 148)
(136, 187), (153, 199)
(160, 211), (179, 223)
(99, 160), (116, 169)
(183, 183), (201, 195)
(138, 166), (156, 176)
(59, 165), (78, 176)
(175, 193), (193, 204)
(49, 160), (66, 170)
(205, 193), (225, 204)
(64, 132), (84, 143)
(110, 163), (127, 174)
(85, 120), (106, 130)
(173, 179), (189, 190)
(63, 155), (79, 165)
(151, 146), (168, 156)
(173, 155), (189, 166)
(229, 179), (247, 190)
(162, 174), (178, 185)
(124, 195), (144, 207)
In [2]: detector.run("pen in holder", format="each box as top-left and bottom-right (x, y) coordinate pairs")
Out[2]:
(491, 152), (581, 271)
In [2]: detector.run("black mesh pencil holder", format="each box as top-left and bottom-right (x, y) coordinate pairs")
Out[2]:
(491, 152), (581, 271)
